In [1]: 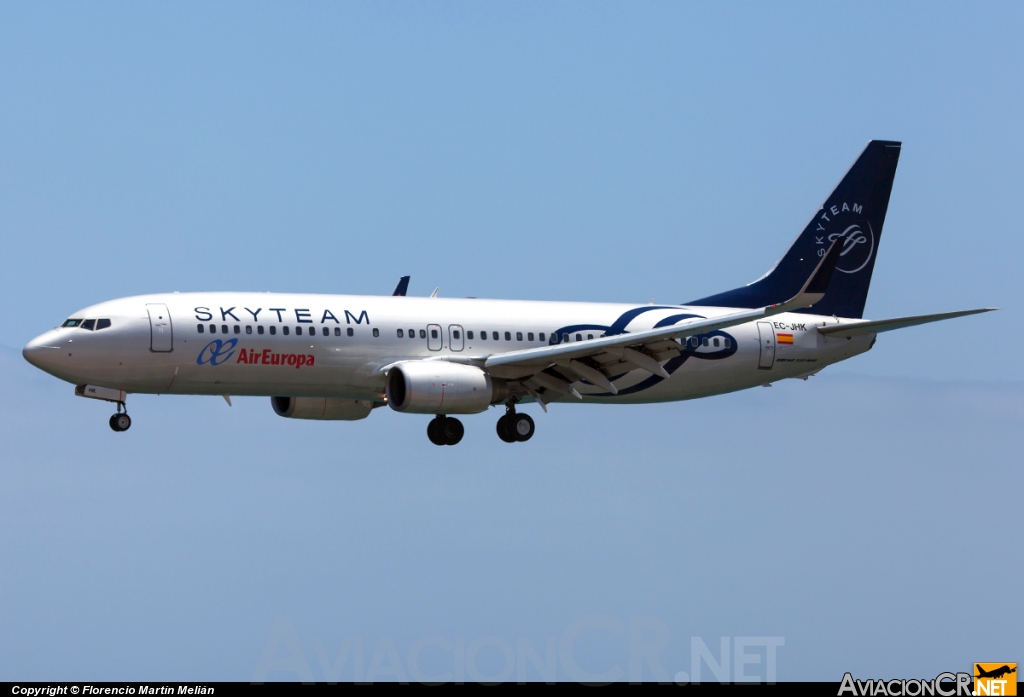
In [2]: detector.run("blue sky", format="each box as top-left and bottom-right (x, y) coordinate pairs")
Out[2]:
(1, 2), (1021, 681)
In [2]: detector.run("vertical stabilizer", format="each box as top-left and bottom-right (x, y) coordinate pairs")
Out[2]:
(688, 140), (901, 319)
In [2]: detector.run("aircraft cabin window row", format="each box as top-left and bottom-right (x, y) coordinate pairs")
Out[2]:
(465, 331), (547, 342)
(684, 336), (731, 349)
(189, 323), (696, 347)
(197, 324), (357, 337)
(62, 319), (112, 330)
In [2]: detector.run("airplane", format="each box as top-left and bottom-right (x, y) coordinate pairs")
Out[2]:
(975, 665), (1016, 680)
(22, 140), (994, 445)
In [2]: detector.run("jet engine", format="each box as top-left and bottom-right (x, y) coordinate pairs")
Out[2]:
(385, 361), (507, 414)
(271, 396), (374, 421)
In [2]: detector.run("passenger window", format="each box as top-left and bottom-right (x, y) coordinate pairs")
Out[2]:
(419, 329), (426, 339)
(575, 333), (582, 342)
(702, 337), (708, 347)
(334, 327), (341, 336)
(197, 324), (205, 333)
(347, 327), (354, 337)
(62, 319), (82, 327)
(724, 337), (731, 348)
(81, 319), (96, 330)
(492, 331), (499, 340)
(234, 325), (240, 334)
(689, 337), (698, 348)
(409, 328), (415, 338)
(270, 326), (276, 335)
(528, 332), (534, 341)
(373, 328), (380, 337)
(516, 332), (522, 341)
(539, 332), (545, 342)
(504, 331), (511, 341)
(309, 327), (316, 336)
(209, 324), (217, 334)
(283, 326), (290, 336)
(453, 330), (461, 340)
(323, 327), (329, 336)
(587, 334), (593, 340)
(96, 319), (111, 330)
(713, 337), (720, 347)
(246, 325), (252, 334)
(220, 324), (227, 334)
(562, 333), (569, 343)
(258, 326), (264, 335)
(480, 332), (486, 341)
(397, 329), (404, 338)
(467, 331), (474, 340)
(431, 329), (438, 339)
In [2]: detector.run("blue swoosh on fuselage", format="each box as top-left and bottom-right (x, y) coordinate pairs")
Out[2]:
(549, 307), (737, 397)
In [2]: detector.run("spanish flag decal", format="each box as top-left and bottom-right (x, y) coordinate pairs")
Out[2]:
(778, 333), (794, 345)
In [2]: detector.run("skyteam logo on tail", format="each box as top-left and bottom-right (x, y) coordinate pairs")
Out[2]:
(830, 222), (874, 274)
(814, 202), (875, 274)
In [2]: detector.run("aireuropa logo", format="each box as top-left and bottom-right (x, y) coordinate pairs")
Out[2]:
(196, 338), (237, 366)
(974, 663), (1017, 696)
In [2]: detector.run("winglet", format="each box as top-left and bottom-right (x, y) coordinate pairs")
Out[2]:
(774, 236), (844, 311)
(392, 276), (410, 296)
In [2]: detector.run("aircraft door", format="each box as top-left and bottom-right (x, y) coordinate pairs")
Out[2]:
(757, 322), (775, 369)
(146, 303), (173, 352)
(448, 325), (464, 352)
(427, 324), (443, 351)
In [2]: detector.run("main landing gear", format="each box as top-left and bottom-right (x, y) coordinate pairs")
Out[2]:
(427, 415), (464, 446)
(424, 403), (536, 446)
(109, 402), (131, 432)
(497, 404), (534, 443)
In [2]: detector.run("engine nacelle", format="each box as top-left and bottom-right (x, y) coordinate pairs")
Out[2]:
(271, 396), (374, 421)
(385, 361), (507, 414)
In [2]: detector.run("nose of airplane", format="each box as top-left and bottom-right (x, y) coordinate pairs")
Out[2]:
(23, 330), (63, 373)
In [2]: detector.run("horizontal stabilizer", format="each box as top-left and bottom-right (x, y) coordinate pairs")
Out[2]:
(817, 308), (996, 338)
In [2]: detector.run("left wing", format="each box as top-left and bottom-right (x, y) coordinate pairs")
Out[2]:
(481, 236), (846, 403)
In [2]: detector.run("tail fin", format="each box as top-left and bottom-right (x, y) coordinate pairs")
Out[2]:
(688, 140), (901, 319)
(392, 276), (410, 296)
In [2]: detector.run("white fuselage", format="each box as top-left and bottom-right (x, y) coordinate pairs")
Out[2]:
(23, 292), (875, 405)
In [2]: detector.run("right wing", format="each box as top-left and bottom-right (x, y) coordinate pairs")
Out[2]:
(480, 236), (846, 404)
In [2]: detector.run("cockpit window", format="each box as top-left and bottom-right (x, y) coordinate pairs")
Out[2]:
(81, 319), (96, 331)
(62, 319), (82, 327)
(96, 319), (111, 330)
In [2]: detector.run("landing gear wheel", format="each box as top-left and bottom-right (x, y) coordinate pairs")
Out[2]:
(440, 417), (464, 445)
(427, 417), (444, 445)
(109, 413), (131, 432)
(428, 416), (464, 446)
(510, 413), (534, 442)
(496, 414), (516, 443)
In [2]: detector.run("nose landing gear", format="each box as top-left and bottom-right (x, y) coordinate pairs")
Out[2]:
(109, 402), (131, 432)
(427, 415), (464, 446)
(497, 404), (534, 443)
